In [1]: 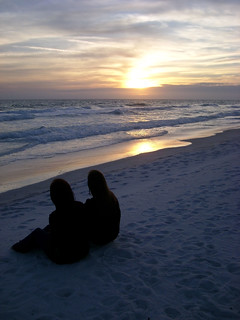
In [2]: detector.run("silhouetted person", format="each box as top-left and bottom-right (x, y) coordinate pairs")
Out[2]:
(12, 179), (89, 264)
(84, 170), (121, 245)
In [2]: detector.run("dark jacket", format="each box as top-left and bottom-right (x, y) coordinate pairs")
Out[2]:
(84, 192), (121, 245)
(48, 201), (89, 264)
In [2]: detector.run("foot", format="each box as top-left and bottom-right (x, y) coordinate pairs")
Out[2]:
(11, 240), (33, 253)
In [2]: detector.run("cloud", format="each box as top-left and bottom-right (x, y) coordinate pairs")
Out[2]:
(0, 0), (239, 98)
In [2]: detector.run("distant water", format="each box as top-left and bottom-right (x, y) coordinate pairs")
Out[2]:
(0, 99), (240, 192)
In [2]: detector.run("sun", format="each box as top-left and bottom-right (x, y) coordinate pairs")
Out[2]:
(125, 68), (158, 89)
(125, 69), (156, 89)
(124, 54), (161, 89)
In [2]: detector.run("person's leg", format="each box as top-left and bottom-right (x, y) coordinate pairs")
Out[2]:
(11, 228), (50, 253)
(32, 228), (50, 251)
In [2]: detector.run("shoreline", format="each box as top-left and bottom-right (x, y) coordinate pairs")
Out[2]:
(0, 135), (190, 194)
(1, 125), (238, 195)
(1, 127), (239, 204)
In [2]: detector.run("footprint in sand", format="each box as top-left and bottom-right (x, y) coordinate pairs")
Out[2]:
(199, 279), (218, 293)
(18, 225), (28, 229)
(56, 288), (74, 298)
(35, 316), (57, 320)
(227, 263), (240, 275)
(26, 218), (36, 223)
(164, 307), (181, 319)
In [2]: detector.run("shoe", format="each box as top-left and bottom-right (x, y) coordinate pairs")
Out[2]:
(11, 240), (33, 253)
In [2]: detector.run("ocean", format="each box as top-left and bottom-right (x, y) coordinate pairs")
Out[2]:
(0, 99), (240, 193)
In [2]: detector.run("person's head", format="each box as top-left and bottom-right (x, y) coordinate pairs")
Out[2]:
(50, 178), (74, 208)
(88, 170), (109, 198)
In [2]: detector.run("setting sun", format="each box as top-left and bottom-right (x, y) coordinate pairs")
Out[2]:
(125, 69), (157, 89)
(124, 55), (161, 89)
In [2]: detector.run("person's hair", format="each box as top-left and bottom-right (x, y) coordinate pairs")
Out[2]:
(88, 170), (109, 198)
(50, 178), (74, 207)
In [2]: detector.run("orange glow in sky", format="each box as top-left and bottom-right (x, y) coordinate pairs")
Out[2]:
(0, 1), (239, 99)
(124, 54), (162, 89)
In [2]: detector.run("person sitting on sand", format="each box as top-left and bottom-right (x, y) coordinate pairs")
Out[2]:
(12, 179), (89, 264)
(84, 170), (121, 245)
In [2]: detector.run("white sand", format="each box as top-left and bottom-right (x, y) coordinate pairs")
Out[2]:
(0, 129), (239, 320)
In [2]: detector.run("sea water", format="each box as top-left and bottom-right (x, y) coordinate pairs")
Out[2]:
(0, 99), (240, 192)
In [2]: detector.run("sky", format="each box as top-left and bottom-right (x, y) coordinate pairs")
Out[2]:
(0, 0), (240, 99)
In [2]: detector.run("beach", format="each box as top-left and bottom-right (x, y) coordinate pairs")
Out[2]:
(0, 128), (239, 320)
